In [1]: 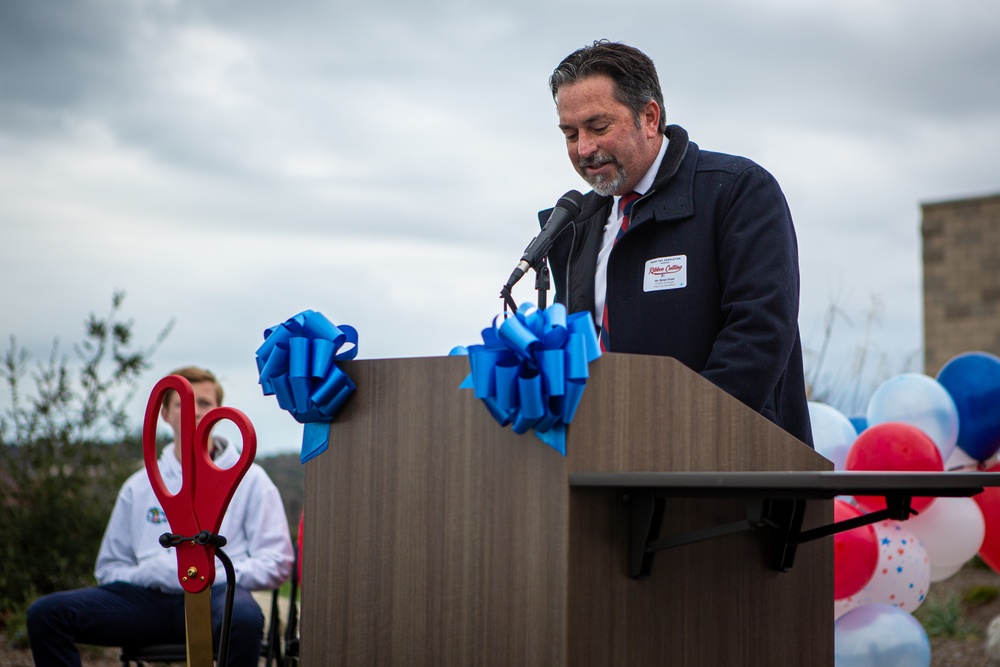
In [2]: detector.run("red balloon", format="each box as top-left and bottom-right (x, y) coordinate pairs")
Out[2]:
(973, 463), (1000, 574)
(833, 499), (879, 599)
(845, 422), (944, 512)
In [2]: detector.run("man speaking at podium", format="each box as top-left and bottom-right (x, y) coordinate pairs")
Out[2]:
(544, 40), (812, 446)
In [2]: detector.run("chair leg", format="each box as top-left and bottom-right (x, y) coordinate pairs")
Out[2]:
(283, 544), (300, 667)
(262, 587), (282, 667)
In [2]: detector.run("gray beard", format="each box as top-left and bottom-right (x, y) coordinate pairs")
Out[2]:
(580, 157), (628, 197)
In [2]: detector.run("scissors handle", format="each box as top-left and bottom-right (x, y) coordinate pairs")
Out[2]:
(142, 375), (257, 593)
(192, 406), (257, 533)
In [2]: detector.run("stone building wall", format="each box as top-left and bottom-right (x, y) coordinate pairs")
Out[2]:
(922, 193), (1000, 375)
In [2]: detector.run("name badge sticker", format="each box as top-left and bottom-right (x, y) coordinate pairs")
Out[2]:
(644, 255), (687, 292)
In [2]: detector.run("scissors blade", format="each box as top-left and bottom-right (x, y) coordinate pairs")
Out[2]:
(184, 590), (215, 667)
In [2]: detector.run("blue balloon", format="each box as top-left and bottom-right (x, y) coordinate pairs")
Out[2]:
(849, 416), (868, 434)
(937, 352), (1000, 462)
(866, 373), (959, 463)
(834, 604), (930, 667)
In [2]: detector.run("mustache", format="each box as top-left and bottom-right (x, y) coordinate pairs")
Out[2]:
(578, 153), (617, 170)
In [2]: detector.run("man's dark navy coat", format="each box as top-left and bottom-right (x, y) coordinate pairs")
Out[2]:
(544, 125), (813, 446)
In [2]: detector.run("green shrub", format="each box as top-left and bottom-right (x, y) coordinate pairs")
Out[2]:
(0, 292), (172, 625)
(963, 584), (1000, 607)
(915, 594), (978, 639)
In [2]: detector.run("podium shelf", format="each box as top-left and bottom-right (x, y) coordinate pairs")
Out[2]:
(569, 471), (1000, 578)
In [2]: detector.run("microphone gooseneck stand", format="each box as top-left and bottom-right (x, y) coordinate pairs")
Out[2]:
(499, 261), (550, 317)
(501, 189), (584, 318)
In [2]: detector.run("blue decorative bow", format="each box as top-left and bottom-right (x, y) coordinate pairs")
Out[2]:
(256, 310), (358, 463)
(454, 303), (601, 455)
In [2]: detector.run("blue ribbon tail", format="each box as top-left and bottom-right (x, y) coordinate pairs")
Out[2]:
(458, 373), (474, 390)
(301, 421), (331, 464)
(534, 423), (567, 456)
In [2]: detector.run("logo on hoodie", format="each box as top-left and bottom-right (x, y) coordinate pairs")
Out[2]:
(146, 507), (168, 524)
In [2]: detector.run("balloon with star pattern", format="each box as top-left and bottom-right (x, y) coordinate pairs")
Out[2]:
(834, 520), (931, 619)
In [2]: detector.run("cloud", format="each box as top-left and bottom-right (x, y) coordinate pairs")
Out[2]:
(2, 0), (998, 453)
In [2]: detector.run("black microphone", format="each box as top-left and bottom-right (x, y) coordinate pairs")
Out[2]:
(506, 190), (585, 288)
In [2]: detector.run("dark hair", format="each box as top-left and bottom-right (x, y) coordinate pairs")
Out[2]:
(549, 40), (666, 134)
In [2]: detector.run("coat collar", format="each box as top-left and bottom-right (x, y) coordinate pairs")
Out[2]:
(641, 124), (695, 222)
(651, 125), (690, 193)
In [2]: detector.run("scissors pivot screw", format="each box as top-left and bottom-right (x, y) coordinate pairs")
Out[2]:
(187, 567), (199, 578)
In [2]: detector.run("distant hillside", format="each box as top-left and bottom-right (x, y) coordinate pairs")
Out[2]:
(257, 453), (304, 540)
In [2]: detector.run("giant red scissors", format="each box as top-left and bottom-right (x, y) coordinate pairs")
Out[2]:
(142, 374), (256, 666)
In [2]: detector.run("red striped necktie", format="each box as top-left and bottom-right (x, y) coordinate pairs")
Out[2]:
(599, 191), (641, 352)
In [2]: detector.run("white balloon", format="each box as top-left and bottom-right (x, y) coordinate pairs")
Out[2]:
(945, 446), (978, 471)
(867, 373), (960, 462)
(903, 496), (985, 569)
(847, 520), (931, 613)
(808, 402), (857, 470)
(930, 562), (964, 583)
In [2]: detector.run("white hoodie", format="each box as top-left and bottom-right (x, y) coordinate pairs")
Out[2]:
(95, 438), (293, 592)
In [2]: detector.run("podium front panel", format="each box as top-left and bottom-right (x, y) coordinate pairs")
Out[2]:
(302, 355), (833, 666)
(303, 357), (568, 666)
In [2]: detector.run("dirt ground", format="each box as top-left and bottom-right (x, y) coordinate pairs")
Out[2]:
(5, 566), (1000, 666)
(921, 560), (1000, 666)
(0, 642), (120, 666)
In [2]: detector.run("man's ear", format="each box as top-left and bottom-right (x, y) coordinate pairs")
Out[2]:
(644, 100), (661, 139)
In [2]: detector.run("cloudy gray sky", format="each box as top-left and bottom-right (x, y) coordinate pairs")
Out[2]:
(2, 0), (998, 456)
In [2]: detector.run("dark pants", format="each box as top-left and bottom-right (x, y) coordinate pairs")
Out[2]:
(27, 581), (264, 666)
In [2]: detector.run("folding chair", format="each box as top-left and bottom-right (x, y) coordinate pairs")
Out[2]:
(119, 588), (283, 666)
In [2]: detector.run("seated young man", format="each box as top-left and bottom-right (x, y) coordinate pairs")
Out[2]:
(27, 366), (294, 666)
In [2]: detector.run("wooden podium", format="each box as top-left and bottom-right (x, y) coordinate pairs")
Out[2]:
(302, 354), (833, 665)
